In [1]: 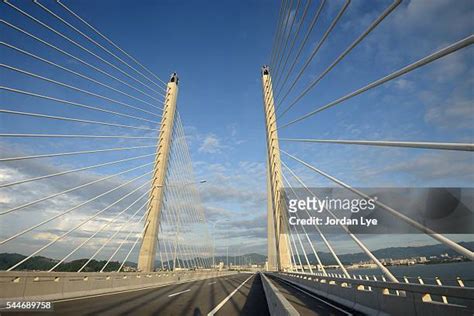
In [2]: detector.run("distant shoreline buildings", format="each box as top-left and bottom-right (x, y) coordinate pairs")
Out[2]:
(346, 252), (467, 270)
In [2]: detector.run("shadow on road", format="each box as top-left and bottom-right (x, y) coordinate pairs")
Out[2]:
(240, 273), (269, 316)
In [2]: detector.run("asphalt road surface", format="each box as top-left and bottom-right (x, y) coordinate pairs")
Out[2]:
(28, 273), (270, 316)
(268, 275), (358, 316)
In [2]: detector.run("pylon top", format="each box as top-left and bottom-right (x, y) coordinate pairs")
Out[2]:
(170, 72), (179, 85)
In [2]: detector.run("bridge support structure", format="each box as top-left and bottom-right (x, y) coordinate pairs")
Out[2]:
(261, 66), (292, 272)
(138, 73), (179, 272)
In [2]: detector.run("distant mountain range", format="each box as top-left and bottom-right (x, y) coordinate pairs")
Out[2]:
(0, 253), (133, 272)
(304, 241), (474, 265)
(1, 242), (472, 271)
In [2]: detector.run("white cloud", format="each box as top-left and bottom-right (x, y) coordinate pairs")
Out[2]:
(198, 134), (224, 154)
(393, 78), (414, 91)
(32, 232), (60, 242)
(0, 141), (155, 260)
(420, 68), (474, 130)
(0, 192), (11, 204)
(0, 168), (15, 182)
(381, 151), (474, 182)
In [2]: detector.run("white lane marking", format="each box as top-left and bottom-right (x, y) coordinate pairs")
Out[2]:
(208, 281), (217, 285)
(168, 289), (191, 297)
(207, 274), (254, 316)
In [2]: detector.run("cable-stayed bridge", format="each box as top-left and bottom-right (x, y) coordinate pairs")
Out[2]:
(1, 0), (473, 315)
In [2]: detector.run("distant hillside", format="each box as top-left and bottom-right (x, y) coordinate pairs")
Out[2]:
(1, 242), (472, 271)
(0, 253), (124, 272)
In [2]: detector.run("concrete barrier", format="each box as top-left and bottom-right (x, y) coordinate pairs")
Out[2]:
(0, 270), (237, 302)
(270, 272), (474, 316)
(260, 272), (299, 316)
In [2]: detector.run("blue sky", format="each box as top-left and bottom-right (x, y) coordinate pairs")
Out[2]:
(0, 0), (473, 261)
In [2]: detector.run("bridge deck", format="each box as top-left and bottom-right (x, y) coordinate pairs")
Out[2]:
(50, 273), (269, 316)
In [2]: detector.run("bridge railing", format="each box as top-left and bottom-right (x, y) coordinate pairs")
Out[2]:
(290, 268), (471, 288)
(270, 272), (474, 316)
(0, 270), (236, 302)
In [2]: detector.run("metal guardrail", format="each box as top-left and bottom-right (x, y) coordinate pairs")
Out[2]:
(294, 269), (470, 288)
(270, 272), (474, 316)
(0, 270), (237, 301)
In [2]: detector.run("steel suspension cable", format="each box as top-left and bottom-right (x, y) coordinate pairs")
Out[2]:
(282, 171), (324, 274)
(277, 0), (350, 111)
(118, 221), (150, 272)
(285, 223), (299, 272)
(35, 0), (167, 93)
(182, 138), (214, 268)
(0, 86), (159, 125)
(286, 231), (299, 272)
(101, 209), (149, 272)
(173, 123), (207, 267)
(280, 160), (349, 277)
(166, 177), (198, 268)
(0, 42), (162, 111)
(0, 144), (156, 162)
(170, 182), (196, 269)
(280, 138), (474, 152)
(161, 193), (175, 269)
(279, 35), (474, 129)
(271, 0), (294, 83)
(272, 0), (302, 86)
(0, 171), (153, 246)
(273, 0), (326, 106)
(164, 177), (185, 270)
(179, 135), (212, 269)
(160, 207), (172, 270)
(288, 223), (304, 272)
(0, 109), (159, 132)
(281, 160), (398, 281)
(281, 150), (474, 261)
(277, 0), (401, 120)
(269, 0), (287, 68)
(57, 0), (169, 87)
(49, 189), (151, 271)
(0, 153), (155, 189)
(4, 1), (165, 98)
(273, 0), (312, 92)
(6, 177), (152, 271)
(0, 133), (157, 140)
(0, 161), (154, 216)
(0, 20), (164, 104)
(269, 0), (290, 70)
(1, 64), (163, 116)
(78, 198), (151, 272)
(158, 235), (165, 271)
(292, 221), (312, 273)
(266, 0), (292, 106)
